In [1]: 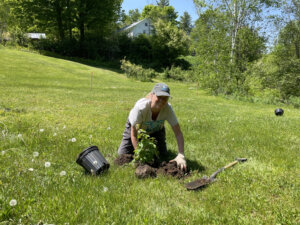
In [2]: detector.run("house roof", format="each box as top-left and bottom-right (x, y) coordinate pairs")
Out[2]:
(119, 18), (151, 32)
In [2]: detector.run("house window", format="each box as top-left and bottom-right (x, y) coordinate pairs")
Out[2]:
(145, 23), (148, 26)
(143, 30), (146, 34)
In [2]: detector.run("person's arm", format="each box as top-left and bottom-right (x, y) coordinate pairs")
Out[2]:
(170, 123), (187, 171)
(131, 125), (138, 150)
(172, 123), (184, 155)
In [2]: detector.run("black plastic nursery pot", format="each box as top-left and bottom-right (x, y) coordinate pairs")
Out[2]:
(76, 146), (110, 175)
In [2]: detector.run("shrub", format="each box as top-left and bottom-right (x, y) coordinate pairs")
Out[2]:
(133, 129), (158, 164)
(288, 96), (300, 108)
(120, 58), (157, 82)
(162, 66), (188, 81)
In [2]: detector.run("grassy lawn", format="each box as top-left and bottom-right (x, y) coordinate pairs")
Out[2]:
(0, 47), (299, 224)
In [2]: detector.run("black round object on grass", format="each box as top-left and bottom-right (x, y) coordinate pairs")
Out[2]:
(275, 108), (284, 116)
(76, 146), (110, 175)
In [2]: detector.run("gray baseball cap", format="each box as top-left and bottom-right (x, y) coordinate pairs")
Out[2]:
(152, 83), (171, 97)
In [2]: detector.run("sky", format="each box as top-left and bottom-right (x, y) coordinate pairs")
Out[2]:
(121, 0), (199, 23)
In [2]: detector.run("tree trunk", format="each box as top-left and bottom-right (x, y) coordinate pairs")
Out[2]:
(79, 0), (85, 45)
(54, 0), (64, 41)
(66, 0), (72, 39)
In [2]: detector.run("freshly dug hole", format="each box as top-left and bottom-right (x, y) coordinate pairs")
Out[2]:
(114, 154), (133, 166)
(136, 161), (189, 179)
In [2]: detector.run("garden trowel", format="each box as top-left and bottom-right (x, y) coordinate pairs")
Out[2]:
(185, 158), (247, 191)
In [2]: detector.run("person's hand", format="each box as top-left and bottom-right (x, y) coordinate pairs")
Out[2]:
(170, 153), (186, 171)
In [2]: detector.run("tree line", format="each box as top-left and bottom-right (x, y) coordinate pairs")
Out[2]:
(0, 0), (299, 107)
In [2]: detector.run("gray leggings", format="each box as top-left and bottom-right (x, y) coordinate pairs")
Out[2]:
(118, 120), (167, 156)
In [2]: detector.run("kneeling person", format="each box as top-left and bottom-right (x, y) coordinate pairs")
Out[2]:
(118, 83), (186, 171)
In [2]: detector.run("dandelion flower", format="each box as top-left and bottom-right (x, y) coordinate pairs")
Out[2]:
(53, 133), (57, 136)
(9, 199), (17, 206)
(71, 138), (76, 142)
(40, 129), (44, 132)
(60, 171), (66, 176)
(103, 187), (108, 192)
(33, 152), (39, 157)
(45, 162), (51, 167)
(17, 134), (22, 138)
(28, 168), (34, 172)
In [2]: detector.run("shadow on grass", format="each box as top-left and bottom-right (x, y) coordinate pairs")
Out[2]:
(39, 50), (123, 74)
(161, 150), (206, 172)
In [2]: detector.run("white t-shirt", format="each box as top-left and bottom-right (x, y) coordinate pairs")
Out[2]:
(128, 98), (178, 134)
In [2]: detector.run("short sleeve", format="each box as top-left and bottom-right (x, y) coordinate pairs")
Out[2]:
(128, 106), (142, 126)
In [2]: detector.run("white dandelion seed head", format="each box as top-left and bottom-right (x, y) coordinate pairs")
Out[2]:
(103, 187), (108, 192)
(89, 135), (92, 139)
(17, 134), (22, 138)
(107, 126), (111, 130)
(9, 199), (17, 206)
(232, 138), (235, 141)
(45, 162), (51, 167)
(53, 133), (57, 136)
(1, 151), (5, 155)
(63, 125), (66, 129)
(71, 138), (76, 142)
(33, 152), (39, 157)
(40, 129), (44, 132)
(32, 159), (34, 162)
(60, 171), (66, 176)
(28, 168), (34, 172)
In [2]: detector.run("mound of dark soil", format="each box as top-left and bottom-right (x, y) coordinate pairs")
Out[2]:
(135, 161), (189, 179)
(114, 154), (133, 166)
(114, 155), (190, 179)
(135, 164), (157, 178)
(157, 161), (187, 179)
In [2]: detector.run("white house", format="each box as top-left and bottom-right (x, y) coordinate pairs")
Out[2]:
(119, 18), (153, 38)
(26, 33), (46, 40)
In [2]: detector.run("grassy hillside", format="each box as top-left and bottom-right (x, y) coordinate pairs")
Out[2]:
(0, 47), (299, 224)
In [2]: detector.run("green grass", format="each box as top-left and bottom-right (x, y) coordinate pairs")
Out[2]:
(0, 47), (299, 224)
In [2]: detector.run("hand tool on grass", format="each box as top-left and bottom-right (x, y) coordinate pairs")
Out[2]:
(185, 158), (247, 191)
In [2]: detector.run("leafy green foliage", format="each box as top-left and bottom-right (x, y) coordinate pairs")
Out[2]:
(140, 4), (178, 25)
(132, 129), (158, 164)
(162, 66), (188, 81)
(179, 11), (193, 34)
(151, 19), (190, 67)
(120, 58), (157, 81)
(277, 20), (300, 59)
(119, 9), (141, 27)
